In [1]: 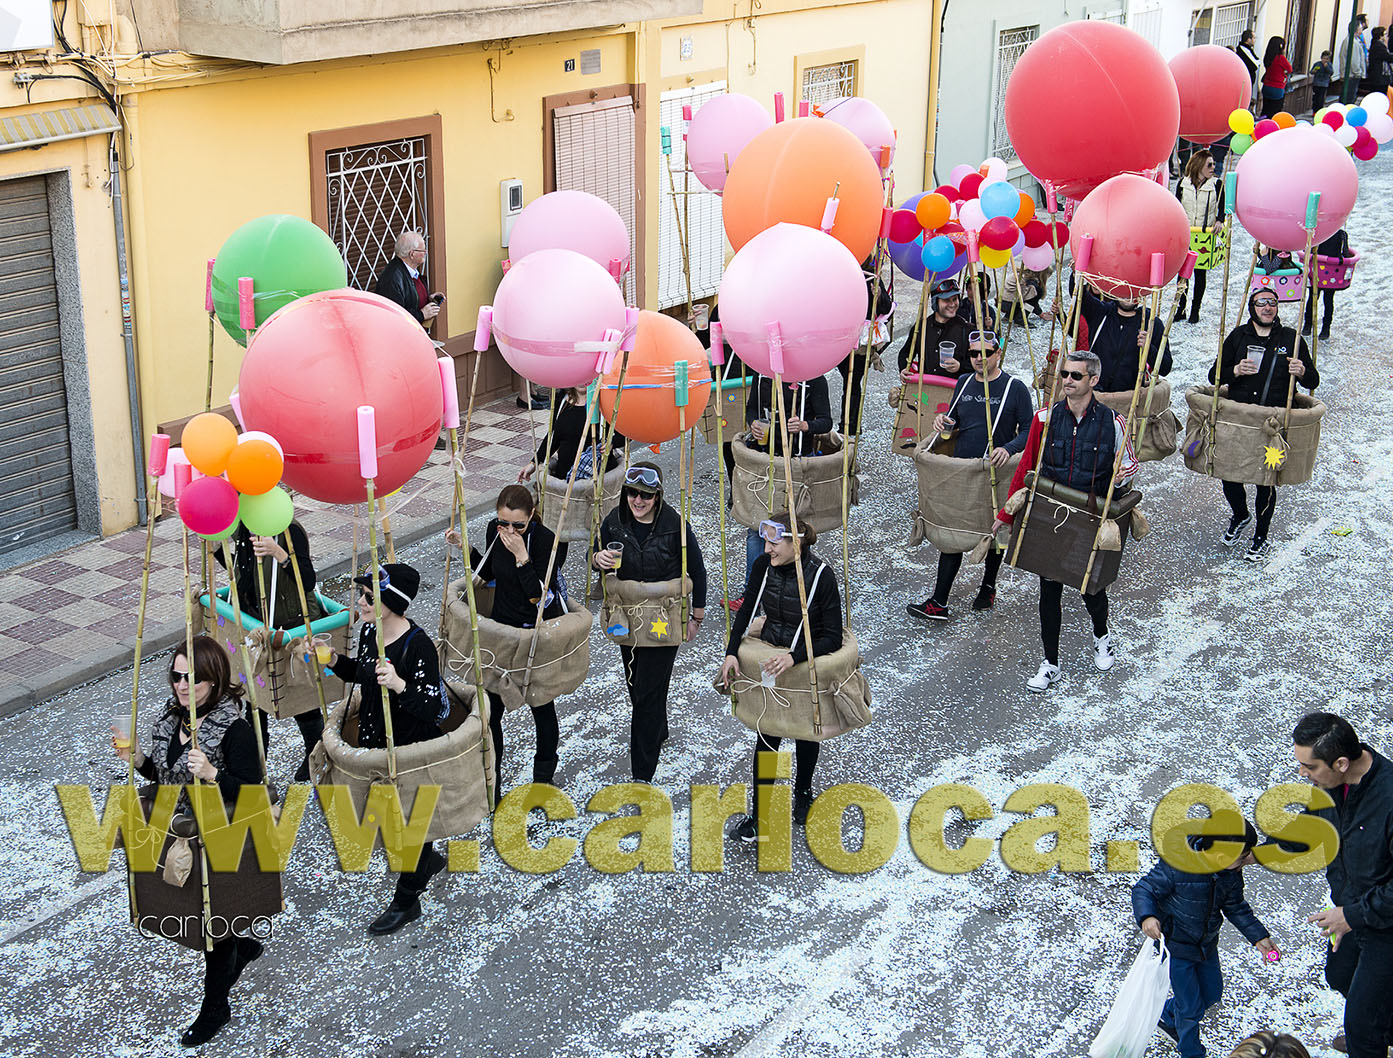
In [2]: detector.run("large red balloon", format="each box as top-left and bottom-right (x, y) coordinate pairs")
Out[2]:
(599, 311), (712, 445)
(1068, 175), (1191, 300)
(1170, 45), (1254, 145)
(239, 290), (443, 504)
(1005, 21), (1179, 199)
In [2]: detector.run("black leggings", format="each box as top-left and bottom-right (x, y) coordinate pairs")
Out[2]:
(620, 645), (679, 782)
(1178, 269), (1207, 318)
(1304, 287), (1335, 332)
(393, 840), (438, 903)
(1038, 577), (1108, 666)
(752, 733), (820, 818)
(836, 353), (871, 434)
(1222, 481), (1277, 540)
(933, 549), (1003, 606)
(487, 693), (560, 788)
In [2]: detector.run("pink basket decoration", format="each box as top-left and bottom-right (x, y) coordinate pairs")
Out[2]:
(1249, 271), (1304, 303)
(1311, 252), (1359, 291)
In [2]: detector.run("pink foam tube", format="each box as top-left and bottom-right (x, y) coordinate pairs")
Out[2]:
(774, 92), (785, 123)
(473, 307), (493, 352)
(1046, 186), (1058, 213)
(966, 230), (981, 265)
(148, 434), (171, 477)
(708, 322), (725, 366)
(879, 145), (892, 170)
(798, 100), (810, 118)
(1179, 250), (1198, 281)
(237, 277), (255, 332)
(174, 462), (192, 500)
(204, 260), (215, 313)
(357, 406), (378, 480)
(1149, 252), (1166, 288)
(621, 307), (640, 352)
(879, 207), (894, 239)
(438, 356), (460, 429)
(501, 259), (512, 273)
(820, 197), (840, 232)
(682, 104), (692, 121)
(766, 321), (785, 375)
(1075, 234), (1094, 274)
(608, 258), (624, 282)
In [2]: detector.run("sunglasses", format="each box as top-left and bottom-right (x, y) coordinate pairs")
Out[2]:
(758, 519), (794, 543)
(1059, 369), (1091, 381)
(498, 518), (529, 531)
(625, 466), (660, 488)
(170, 670), (204, 684)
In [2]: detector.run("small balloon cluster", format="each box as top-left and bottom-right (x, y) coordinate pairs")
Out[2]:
(1229, 94), (1393, 161)
(170, 412), (293, 542)
(887, 157), (1067, 281)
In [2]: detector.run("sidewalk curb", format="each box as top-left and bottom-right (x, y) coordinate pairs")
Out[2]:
(0, 501), (493, 722)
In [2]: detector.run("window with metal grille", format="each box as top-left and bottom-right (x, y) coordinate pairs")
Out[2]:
(1194, 2), (1253, 47)
(800, 61), (857, 106)
(658, 83), (725, 311)
(1284, 0), (1314, 70)
(325, 137), (431, 292)
(1130, 3), (1164, 47)
(992, 26), (1039, 162)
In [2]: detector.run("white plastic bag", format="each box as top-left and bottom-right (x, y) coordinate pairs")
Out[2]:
(1088, 938), (1171, 1058)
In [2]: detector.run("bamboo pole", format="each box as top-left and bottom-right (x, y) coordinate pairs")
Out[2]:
(710, 327), (734, 643)
(676, 362), (691, 630)
(377, 494), (397, 564)
(966, 253), (1001, 517)
(222, 536), (268, 777)
(1136, 272), (1188, 447)
(911, 276), (934, 453)
(282, 527), (329, 727)
(1284, 195), (1321, 443)
(178, 508), (214, 954)
(364, 477), (397, 781)
(1007, 256), (1043, 407)
(536, 392), (557, 523)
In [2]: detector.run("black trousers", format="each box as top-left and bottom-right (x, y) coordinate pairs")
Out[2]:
(620, 645), (678, 781)
(200, 935), (259, 1015)
(1313, 85), (1329, 111)
(392, 840), (438, 904)
(487, 692), (560, 788)
(1260, 93), (1284, 118)
(1176, 269), (1207, 319)
(1325, 931), (1393, 1058)
(1222, 480), (1277, 540)
(836, 352), (871, 434)
(1038, 577), (1108, 666)
(932, 548), (1003, 606)
(1305, 286), (1335, 332)
(752, 733), (820, 819)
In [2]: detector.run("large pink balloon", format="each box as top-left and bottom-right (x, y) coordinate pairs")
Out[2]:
(491, 248), (628, 388)
(818, 96), (897, 170)
(717, 224), (865, 382)
(1170, 45), (1254, 145)
(507, 190), (630, 276)
(1235, 126), (1359, 251)
(1069, 174), (1191, 300)
(686, 93), (773, 192)
(1005, 21), (1179, 199)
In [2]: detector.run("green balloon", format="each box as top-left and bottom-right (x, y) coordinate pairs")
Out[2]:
(239, 487), (293, 537)
(198, 515), (241, 544)
(210, 215), (347, 346)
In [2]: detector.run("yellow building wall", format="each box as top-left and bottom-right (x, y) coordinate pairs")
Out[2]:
(123, 29), (635, 432)
(0, 129), (138, 533)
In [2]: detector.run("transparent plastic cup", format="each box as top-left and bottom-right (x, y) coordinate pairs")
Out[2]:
(111, 714), (132, 749)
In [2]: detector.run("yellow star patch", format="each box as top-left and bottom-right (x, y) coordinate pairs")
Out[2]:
(1263, 445), (1286, 470)
(649, 617), (669, 638)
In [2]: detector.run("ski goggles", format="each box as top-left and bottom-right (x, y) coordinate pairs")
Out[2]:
(624, 466), (661, 492)
(757, 519), (794, 543)
(968, 331), (998, 351)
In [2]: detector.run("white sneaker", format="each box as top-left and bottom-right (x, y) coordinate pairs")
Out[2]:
(1027, 661), (1061, 692)
(1094, 634), (1116, 671)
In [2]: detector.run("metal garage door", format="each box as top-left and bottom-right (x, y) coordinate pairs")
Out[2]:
(0, 176), (78, 556)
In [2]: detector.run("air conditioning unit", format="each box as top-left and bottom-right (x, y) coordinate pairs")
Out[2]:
(1, 0), (56, 52)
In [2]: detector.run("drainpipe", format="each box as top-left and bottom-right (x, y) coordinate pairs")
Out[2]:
(924, 0), (948, 189)
(109, 133), (147, 525)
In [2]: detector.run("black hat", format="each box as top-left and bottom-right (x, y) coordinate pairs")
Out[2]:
(354, 563), (420, 615)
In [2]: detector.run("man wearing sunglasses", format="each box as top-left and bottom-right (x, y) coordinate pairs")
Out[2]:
(908, 331), (1034, 620)
(993, 349), (1137, 691)
(1080, 283), (1172, 392)
(1212, 289), (1318, 559)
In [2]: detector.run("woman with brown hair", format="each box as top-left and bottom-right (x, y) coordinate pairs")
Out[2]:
(1176, 149), (1224, 324)
(112, 635), (265, 1047)
(1228, 1030), (1311, 1058)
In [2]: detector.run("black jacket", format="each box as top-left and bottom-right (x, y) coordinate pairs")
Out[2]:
(1314, 748), (1393, 936)
(597, 501), (707, 608)
(1213, 322), (1318, 406)
(1132, 857), (1270, 963)
(745, 376), (832, 457)
(374, 257), (426, 324)
(328, 621), (443, 748)
(899, 312), (970, 375)
(213, 521), (322, 627)
(470, 518), (566, 627)
(536, 393), (624, 477)
(726, 551), (842, 665)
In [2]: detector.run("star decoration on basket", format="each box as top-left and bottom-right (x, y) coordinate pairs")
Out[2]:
(1263, 445), (1286, 470)
(650, 617), (669, 638)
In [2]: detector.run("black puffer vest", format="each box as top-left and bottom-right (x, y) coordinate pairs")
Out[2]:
(1043, 398), (1116, 495)
(602, 503), (685, 584)
(754, 554), (827, 649)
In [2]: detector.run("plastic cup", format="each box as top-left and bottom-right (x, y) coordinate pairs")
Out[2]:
(314, 636), (333, 665)
(112, 714), (132, 749)
(752, 419), (770, 443)
(606, 542), (624, 570)
(760, 668), (778, 689)
(938, 342), (957, 367)
(1245, 345), (1265, 366)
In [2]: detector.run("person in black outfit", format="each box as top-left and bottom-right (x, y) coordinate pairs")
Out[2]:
(592, 463), (707, 782)
(899, 279), (970, 379)
(1080, 285), (1172, 392)
(456, 484), (567, 789)
(720, 513), (842, 839)
(113, 636), (266, 1047)
(1303, 228), (1352, 340)
(1367, 27), (1391, 95)
(1212, 290), (1318, 559)
(906, 333), (1034, 620)
(1292, 713), (1393, 1058)
(517, 386), (626, 485)
(372, 231), (440, 329)
(957, 270), (997, 333)
(326, 562), (448, 934)
(214, 520), (326, 782)
(836, 254), (894, 435)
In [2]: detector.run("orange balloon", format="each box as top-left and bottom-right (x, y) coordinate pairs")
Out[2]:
(1272, 111), (1296, 129)
(1013, 193), (1036, 226)
(182, 413), (238, 477)
(722, 118), (884, 263)
(915, 192), (952, 231)
(599, 311), (712, 445)
(226, 438), (284, 495)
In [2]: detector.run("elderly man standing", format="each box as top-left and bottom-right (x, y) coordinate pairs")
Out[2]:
(374, 231), (441, 329)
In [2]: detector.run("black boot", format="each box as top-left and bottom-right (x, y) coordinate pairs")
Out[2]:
(180, 1005), (231, 1048)
(183, 940), (238, 1046)
(792, 788), (814, 826)
(368, 897), (422, 935)
(293, 712), (324, 783)
(1187, 306), (1200, 325)
(229, 937), (263, 988)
